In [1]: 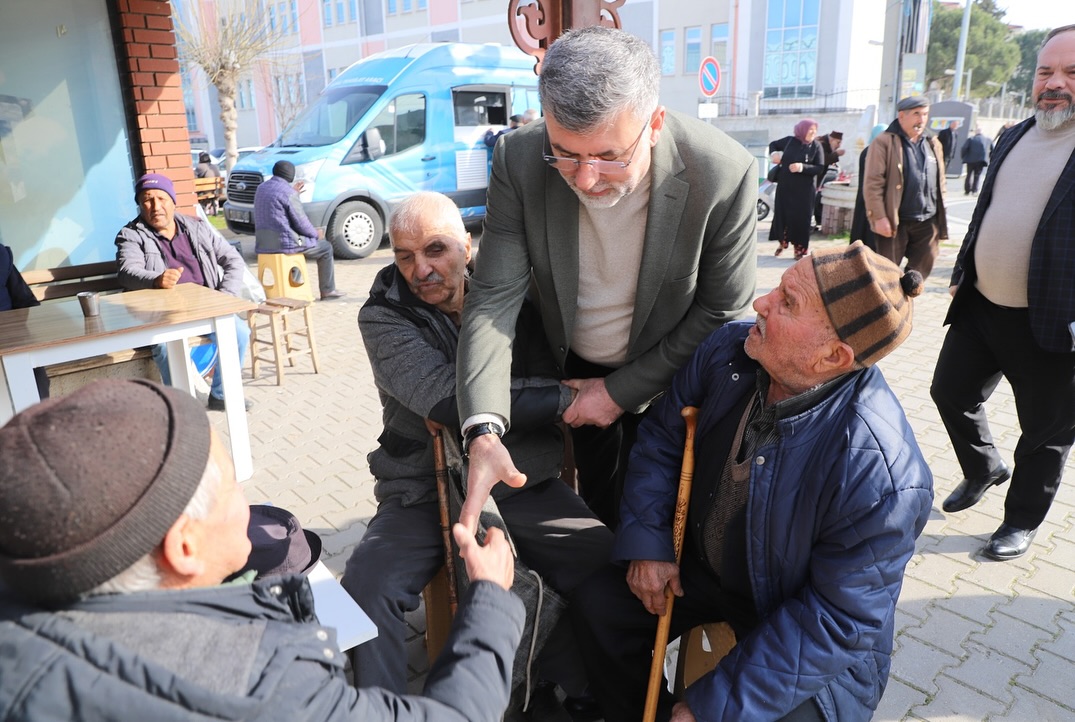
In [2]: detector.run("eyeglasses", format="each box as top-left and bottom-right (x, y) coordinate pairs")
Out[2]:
(542, 121), (649, 176)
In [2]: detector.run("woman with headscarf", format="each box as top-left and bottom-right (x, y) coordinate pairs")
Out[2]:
(768, 118), (826, 259)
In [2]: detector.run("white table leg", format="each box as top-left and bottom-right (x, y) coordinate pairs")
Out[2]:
(166, 337), (194, 396)
(213, 315), (252, 481)
(0, 353), (41, 422)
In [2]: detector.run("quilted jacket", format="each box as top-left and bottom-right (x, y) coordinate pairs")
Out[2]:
(253, 175), (319, 254)
(0, 575), (523, 721)
(615, 321), (933, 722)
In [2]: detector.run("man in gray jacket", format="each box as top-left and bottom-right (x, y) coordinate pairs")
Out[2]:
(116, 173), (252, 411)
(0, 378), (522, 722)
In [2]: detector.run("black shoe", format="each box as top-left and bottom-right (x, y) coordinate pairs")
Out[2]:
(320, 290), (347, 301)
(983, 523), (1037, 560)
(207, 395), (254, 412)
(562, 692), (603, 722)
(941, 464), (1010, 513)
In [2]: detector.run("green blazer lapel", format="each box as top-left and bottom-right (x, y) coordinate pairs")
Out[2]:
(545, 170), (580, 342)
(628, 132), (689, 353)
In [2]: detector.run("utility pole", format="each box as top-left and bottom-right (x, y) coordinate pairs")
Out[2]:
(952, 0), (973, 100)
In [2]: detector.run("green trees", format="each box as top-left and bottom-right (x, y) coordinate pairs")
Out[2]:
(926, 1), (1019, 99)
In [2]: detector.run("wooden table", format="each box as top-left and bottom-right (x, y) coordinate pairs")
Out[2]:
(0, 284), (257, 480)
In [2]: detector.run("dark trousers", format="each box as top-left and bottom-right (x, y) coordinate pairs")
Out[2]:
(931, 287), (1075, 529)
(964, 162), (987, 194)
(343, 481), (613, 695)
(302, 239), (336, 295)
(564, 351), (645, 529)
(875, 216), (941, 279)
(571, 556), (823, 722)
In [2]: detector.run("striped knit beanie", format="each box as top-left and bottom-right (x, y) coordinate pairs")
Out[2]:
(0, 379), (210, 604)
(811, 241), (923, 367)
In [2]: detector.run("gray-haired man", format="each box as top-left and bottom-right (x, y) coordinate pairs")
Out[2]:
(457, 26), (758, 532)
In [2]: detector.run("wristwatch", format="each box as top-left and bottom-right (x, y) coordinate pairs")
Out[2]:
(462, 422), (504, 457)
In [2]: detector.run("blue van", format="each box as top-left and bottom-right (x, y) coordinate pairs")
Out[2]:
(223, 43), (539, 258)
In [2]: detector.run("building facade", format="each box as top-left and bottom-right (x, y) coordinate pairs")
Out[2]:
(1, 0), (198, 269)
(180, 0), (892, 151)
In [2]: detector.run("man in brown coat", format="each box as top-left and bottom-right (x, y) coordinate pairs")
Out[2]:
(863, 96), (948, 279)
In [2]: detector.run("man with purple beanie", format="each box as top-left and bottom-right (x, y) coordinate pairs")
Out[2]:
(254, 160), (345, 301)
(115, 172), (252, 411)
(0, 379), (524, 721)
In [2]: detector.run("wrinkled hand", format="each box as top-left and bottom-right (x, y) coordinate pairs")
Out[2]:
(836, 148), (846, 156)
(453, 524), (514, 591)
(627, 560), (683, 616)
(949, 284), (958, 298)
(460, 434), (526, 534)
(562, 378), (624, 428)
(670, 702), (697, 721)
(155, 267), (183, 289)
(770, 151), (783, 164)
(789, 162), (804, 173)
(873, 217), (893, 238)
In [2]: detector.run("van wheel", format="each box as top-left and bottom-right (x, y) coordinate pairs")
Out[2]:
(329, 200), (384, 259)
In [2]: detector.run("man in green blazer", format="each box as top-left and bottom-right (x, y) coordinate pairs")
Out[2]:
(457, 26), (758, 531)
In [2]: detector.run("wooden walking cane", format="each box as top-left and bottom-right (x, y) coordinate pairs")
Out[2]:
(433, 430), (459, 616)
(642, 406), (700, 722)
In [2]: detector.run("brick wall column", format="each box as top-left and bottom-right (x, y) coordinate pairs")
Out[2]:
(113, 0), (198, 214)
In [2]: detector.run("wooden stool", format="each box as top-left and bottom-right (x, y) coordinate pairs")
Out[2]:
(673, 622), (737, 694)
(422, 567), (454, 665)
(257, 253), (315, 303)
(248, 298), (321, 385)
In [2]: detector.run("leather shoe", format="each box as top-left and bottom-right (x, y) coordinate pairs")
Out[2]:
(983, 523), (1037, 560)
(207, 395), (254, 412)
(320, 290), (347, 301)
(941, 464), (1010, 513)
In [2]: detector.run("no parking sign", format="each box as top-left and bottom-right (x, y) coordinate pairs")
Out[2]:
(698, 56), (721, 98)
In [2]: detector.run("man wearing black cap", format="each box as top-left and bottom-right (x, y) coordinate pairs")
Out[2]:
(863, 96), (949, 279)
(116, 172), (252, 412)
(572, 245), (933, 722)
(0, 379), (524, 722)
(254, 160), (345, 301)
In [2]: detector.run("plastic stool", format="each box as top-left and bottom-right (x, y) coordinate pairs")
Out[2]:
(248, 298), (321, 385)
(257, 253), (315, 303)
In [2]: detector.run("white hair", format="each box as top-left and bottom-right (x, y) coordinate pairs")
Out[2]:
(85, 452), (222, 596)
(388, 191), (467, 247)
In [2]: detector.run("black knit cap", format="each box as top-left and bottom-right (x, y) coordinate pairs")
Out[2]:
(0, 379), (211, 604)
(273, 160), (296, 183)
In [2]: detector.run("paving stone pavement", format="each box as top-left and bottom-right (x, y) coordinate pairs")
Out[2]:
(216, 219), (1075, 720)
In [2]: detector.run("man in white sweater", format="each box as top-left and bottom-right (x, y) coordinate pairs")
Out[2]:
(931, 25), (1075, 560)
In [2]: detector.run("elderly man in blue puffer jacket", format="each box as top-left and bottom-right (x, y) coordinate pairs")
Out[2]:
(573, 243), (934, 722)
(253, 160), (345, 301)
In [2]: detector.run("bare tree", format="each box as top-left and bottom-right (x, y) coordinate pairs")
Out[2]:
(173, 0), (282, 172)
(261, 52), (307, 138)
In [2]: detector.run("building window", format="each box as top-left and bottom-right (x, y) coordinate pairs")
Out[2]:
(278, 2), (288, 33)
(349, 0), (359, 21)
(764, 0), (819, 98)
(402, 0), (412, 12)
(684, 26), (702, 74)
(417, 0), (427, 8)
(290, 0), (299, 33)
(711, 23), (731, 87)
(247, 79), (257, 110)
(387, 0), (397, 15)
(659, 29), (675, 76)
(328, 68), (338, 82)
(268, 4), (277, 31)
(322, 0), (332, 26)
(336, 0), (344, 24)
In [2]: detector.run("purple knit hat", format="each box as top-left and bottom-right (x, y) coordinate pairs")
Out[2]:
(135, 173), (177, 203)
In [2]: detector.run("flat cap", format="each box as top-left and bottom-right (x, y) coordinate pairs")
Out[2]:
(897, 96), (929, 111)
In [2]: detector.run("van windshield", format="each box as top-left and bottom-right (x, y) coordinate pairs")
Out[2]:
(278, 85), (385, 147)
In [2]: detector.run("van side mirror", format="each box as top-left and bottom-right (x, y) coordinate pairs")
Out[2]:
(343, 128), (385, 164)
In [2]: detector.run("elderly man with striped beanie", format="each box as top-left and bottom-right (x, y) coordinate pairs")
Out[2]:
(573, 242), (934, 722)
